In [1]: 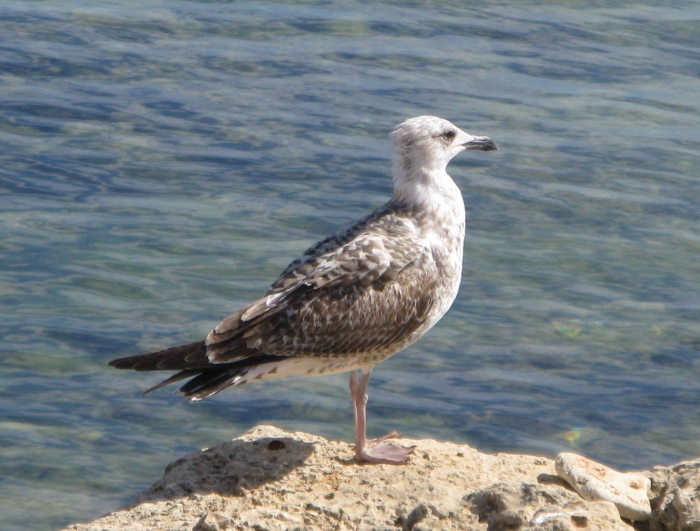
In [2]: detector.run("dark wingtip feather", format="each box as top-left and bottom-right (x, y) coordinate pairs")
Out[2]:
(108, 357), (135, 369)
(108, 341), (208, 371)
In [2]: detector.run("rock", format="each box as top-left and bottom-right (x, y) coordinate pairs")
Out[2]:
(555, 452), (651, 521)
(193, 512), (221, 531)
(464, 482), (631, 530)
(646, 458), (700, 531)
(60, 426), (687, 531)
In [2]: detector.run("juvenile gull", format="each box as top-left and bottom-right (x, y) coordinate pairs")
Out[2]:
(109, 116), (497, 464)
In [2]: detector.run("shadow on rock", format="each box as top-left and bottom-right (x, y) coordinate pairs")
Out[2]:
(133, 433), (315, 505)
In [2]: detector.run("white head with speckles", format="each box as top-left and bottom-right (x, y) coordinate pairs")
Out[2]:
(390, 116), (497, 205)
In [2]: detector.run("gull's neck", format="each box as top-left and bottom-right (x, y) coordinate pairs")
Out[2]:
(391, 160), (465, 222)
(391, 152), (466, 287)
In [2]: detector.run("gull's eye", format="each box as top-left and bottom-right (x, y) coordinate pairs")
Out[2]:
(443, 130), (456, 140)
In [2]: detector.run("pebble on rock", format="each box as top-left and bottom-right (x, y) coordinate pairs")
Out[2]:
(555, 452), (651, 521)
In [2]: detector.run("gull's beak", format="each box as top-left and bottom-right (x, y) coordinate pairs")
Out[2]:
(463, 135), (498, 152)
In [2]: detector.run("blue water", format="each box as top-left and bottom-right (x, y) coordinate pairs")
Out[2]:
(1, 1), (699, 529)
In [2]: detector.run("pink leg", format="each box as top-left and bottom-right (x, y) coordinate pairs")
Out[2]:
(349, 368), (415, 464)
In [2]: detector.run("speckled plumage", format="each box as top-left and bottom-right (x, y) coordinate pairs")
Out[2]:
(109, 116), (497, 463)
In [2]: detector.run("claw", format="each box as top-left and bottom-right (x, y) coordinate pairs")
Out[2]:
(356, 441), (416, 464)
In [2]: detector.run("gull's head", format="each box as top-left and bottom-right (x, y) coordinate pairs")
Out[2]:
(390, 116), (497, 181)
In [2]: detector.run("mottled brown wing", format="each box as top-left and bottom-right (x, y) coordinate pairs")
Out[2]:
(266, 200), (410, 295)
(205, 228), (438, 364)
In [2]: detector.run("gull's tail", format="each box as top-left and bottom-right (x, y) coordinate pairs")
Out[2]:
(109, 342), (285, 400)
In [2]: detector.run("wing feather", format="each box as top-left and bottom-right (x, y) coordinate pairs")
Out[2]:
(205, 208), (437, 364)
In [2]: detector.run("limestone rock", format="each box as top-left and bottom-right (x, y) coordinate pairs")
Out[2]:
(646, 458), (700, 531)
(59, 426), (653, 531)
(555, 452), (651, 521)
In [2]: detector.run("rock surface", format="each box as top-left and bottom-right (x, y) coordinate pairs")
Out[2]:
(646, 459), (700, 531)
(555, 452), (651, 521)
(465, 481), (628, 531)
(61, 426), (696, 531)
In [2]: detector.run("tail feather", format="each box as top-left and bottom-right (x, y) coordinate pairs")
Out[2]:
(109, 341), (287, 401)
(177, 355), (286, 401)
(143, 369), (202, 395)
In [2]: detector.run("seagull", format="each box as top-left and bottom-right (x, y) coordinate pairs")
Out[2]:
(109, 116), (497, 464)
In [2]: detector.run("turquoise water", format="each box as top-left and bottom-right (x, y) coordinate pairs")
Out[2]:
(1, 1), (699, 529)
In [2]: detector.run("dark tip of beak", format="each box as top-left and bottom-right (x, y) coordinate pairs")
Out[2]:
(463, 136), (498, 152)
